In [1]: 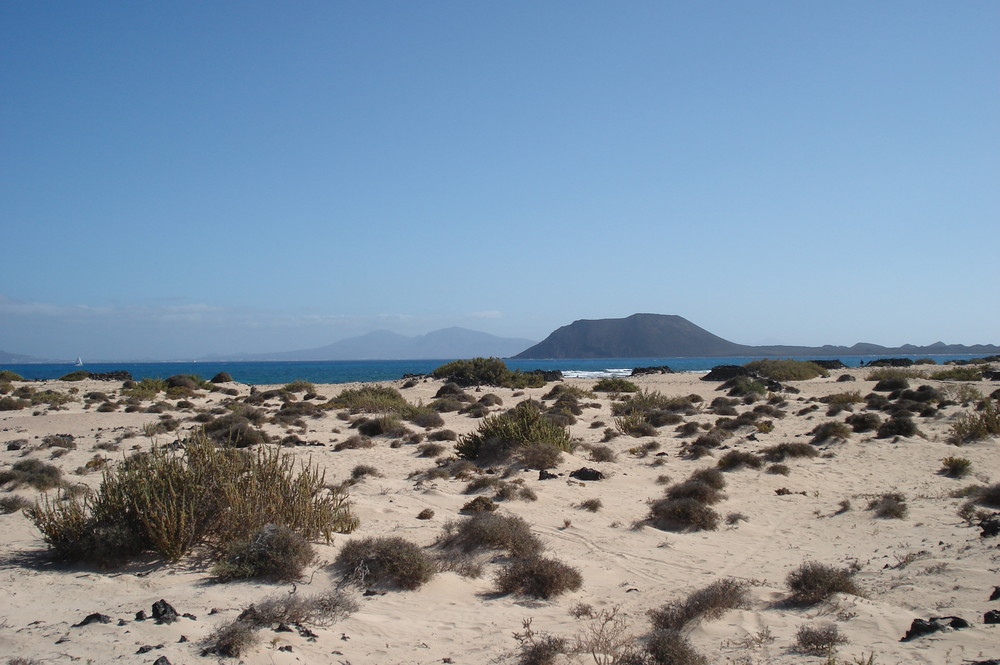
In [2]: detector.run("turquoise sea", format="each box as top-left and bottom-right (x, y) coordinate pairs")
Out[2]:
(1, 354), (989, 385)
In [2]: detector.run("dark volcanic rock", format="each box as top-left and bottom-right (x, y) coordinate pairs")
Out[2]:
(990, 586), (1000, 601)
(980, 513), (1000, 538)
(73, 612), (112, 627)
(538, 469), (558, 480)
(985, 610), (1000, 624)
(702, 365), (752, 382)
(900, 616), (970, 641)
(151, 599), (178, 624)
(808, 359), (846, 369)
(865, 358), (914, 367)
(569, 467), (605, 481)
(631, 366), (674, 376)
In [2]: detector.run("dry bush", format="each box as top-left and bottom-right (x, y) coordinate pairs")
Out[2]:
(416, 442), (446, 457)
(876, 415), (920, 439)
(846, 413), (881, 433)
(666, 480), (725, 505)
(948, 399), (1000, 444)
(587, 444), (617, 463)
(437, 512), (543, 557)
(644, 630), (708, 665)
(0, 459), (62, 490)
(786, 562), (861, 605)
(333, 435), (374, 451)
(0, 495), (33, 514)
(744, 359), (828, 381)
(716, 450), (763, 471)
(329, 384), (412, 413)
(578, 498), (603, 512)
(649, 578), (750, 631)
(518, 443), (564, 470)
(417, 508), (435, 520)
(647, 498), (719, 532)
(335, 536), (436, 590)
(763, 442), (819, 462)
(811, 421), (851, 443)
(794, 624), (848, 655)
(867, 493), (907, 519)
(409, 408), (445, 428)
(213, 524), (315, 582)
(688, 467), (725, 489)
(593, 378), (640, 393)
(428, 429), (458, 441)
(494, 555), (582, 599)
(202, 618), (259, 657)
(462, 496), (498, 513)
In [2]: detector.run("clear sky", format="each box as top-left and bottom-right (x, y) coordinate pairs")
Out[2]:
(2, 2), (998, 360)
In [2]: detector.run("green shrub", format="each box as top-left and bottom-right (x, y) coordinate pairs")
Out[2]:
(494, 555), (582, 599)
(409, 409), (445, 428)
(593, 377), (639, 393)
(335, 536), (436, 590)
(823, 391), (863, 405)
(283, 379), (315, 393)
(666, 480), (725, 505)
(203, 414), (270, 447)
(744, 359), (828, 381)
(122, 377), (166, 401)
(941, 456), (972, 478)
(438, 513), (543, 557)
(931, 366), (982, 381)
(356, 414), (403, 437)
(649, 578), (749, 631)
(432, 357), (546, 388)
(0, 370), (25, 381)
(0, 397), (29, 411)
(213, 524), (315, 582)
(724, 375), (767, 397)
(648, 497), (719, 531)
(866, 367), (925, 381)
(873, 377), (909, 392)
(329, 385), (412, 413)
(456, 401), (571, 463)
(786, 562), (861, 605)
(28, 433), (357, 564)
(614, 412), (658, 437)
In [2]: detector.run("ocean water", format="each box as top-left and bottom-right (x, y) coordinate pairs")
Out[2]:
(1, 354), (988, 385)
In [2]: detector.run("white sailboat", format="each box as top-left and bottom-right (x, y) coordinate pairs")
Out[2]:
(75, 356), (84, 367)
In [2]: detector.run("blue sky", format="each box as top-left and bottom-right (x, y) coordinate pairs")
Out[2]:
(2, 2), (998, 360)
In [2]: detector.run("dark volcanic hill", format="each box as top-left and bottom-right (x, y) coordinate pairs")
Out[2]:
(513, 314), (1000, 359)
(513, 314), (751, 358)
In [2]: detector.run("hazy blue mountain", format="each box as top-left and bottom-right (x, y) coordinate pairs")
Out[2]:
(203, 327), (536, 361)
(0, 349), (60, 363)
(513, 313), (1000, 359)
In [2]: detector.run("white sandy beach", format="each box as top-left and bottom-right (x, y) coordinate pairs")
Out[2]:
(1, 366), (998, 665)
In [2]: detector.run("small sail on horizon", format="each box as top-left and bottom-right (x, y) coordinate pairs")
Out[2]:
(75, 356), (83, 366)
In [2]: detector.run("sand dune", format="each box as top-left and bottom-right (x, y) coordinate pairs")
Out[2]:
(1, 366), (998, 664)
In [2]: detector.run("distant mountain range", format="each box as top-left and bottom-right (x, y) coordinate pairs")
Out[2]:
(513, 313), (1000, 359)
(201, 327), (537, 361)
(0, 349), (57, 364)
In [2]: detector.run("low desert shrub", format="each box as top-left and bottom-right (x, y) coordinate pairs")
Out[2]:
(417, 442), (446, 457)
(456, 401), (571, 464)
(578, 498), (603, 512)
(794, 624), (848, 655)
(967, 483), (1000, 509)
(438, 513), (543, 557)
(762, 442), (818, 462)
(213, 524), (315, 582)
(867, 492), (907, 519)
(767, 463), (790, 475)
(283, 379), (315, 393)
(666, 480), (725, 505)
(202, 618), (259, 657)
(647, 497), (719, 531)
(335, 536), (436, 590)
(846, 412), (881, 433)
(329, 385), (412, 413)
(0, 397), (29, 411)
(350, 464), (381, 480)
(432, 357), (546, 389)
(593, 377), (639, 393)
(587, 444), (617, 463)
(494, 555), (582, 599)
(0, 370), (25, 381)
(876, 415), (919, 439)
(744, 359), (828, 381)
(0, 459), (62, 490)
(615, 413), (658, 437)
(811, 421), (851, 443)
(649, 578), (749, 631)
(428, 429), (458, 442)
(0, 495), (32, 514)
(461, 496), (498, 513)
(645, 630), (708, 665)
(948, 399), (1000, 444)
(333, 435), (374, 451)
(409, 409), (445, 428)
(28, 433), (357, 564)
(931, 366), (982, 381)
(786, 561), (861, 605)
(203, 414), (270, 447)
(518, 443), (564, 470)
(941, 456), (972, 478)
(716, 450), (763, 471)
